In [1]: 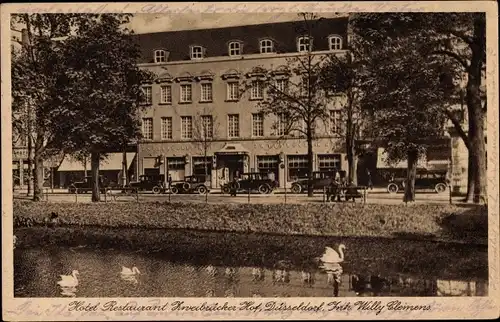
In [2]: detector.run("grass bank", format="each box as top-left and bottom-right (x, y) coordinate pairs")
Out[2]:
(13, 200), (487, 244)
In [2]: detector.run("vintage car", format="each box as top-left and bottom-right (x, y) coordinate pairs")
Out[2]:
(221, 172), (279, 194)
(170, 175), (210, 194)
(68, 176), (109, 194)
(386, 169), (449, 194)
(127, 174), (166, 194)
(290, 170), (346, 194)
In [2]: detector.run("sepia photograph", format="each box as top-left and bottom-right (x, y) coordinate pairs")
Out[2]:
(2, 1), (498, 320)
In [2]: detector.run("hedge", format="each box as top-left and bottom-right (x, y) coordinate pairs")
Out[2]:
(12, 200), (487, 244)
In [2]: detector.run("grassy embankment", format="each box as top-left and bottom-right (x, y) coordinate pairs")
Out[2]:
(13, 200), (487, 245)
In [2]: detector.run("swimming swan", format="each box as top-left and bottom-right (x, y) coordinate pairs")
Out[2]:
(320, 244), (346, 263)
(121, 266), (141, 276)
(57, 270), (79, 287)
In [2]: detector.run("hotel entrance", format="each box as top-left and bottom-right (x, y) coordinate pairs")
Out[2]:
(214, 143), (249, 188)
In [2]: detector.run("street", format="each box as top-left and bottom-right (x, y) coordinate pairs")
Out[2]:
(14, 188), (457, 205)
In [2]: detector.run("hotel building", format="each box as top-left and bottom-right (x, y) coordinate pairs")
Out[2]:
(133, 17), (353, 189)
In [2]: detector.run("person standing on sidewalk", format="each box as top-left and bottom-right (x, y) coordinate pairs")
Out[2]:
(366, 168), (373, 190)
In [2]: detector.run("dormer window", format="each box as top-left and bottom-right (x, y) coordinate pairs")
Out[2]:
(191, 46), (204, 59)
(297, 36), (312, 52)
(328, 35), (343, 50)
(154, 50), (166, 63)
(260, 39), (274, 53)
(228, 41), (242, 56)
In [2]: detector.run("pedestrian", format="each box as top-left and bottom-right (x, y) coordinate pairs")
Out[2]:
(366, 169), (373, 190)
(268, 171), (275, 182)
(230, 175), (238, 197)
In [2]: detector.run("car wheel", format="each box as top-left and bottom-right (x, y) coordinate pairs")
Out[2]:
(435, 183), (447, 194)
(222, 186), (230, 194)
(68, 186), (76, 194)
(291, 184), (301, 194)
(387, 183), (399, 194)
(258, 184), (269, 194)
(171, 186), (179, 194)
(197, 185), (208, 195)
(152, 186), (161, 194)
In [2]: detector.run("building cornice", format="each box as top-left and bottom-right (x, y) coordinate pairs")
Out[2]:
(137, 50), (349, 68)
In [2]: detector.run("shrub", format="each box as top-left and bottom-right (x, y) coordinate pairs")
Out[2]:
(12, 200), (486, 244)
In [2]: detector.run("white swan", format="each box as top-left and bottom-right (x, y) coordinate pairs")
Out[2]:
(252, 267), (264, 281)
(206, 265), (217, 276)
(57, 270), (79, 288)
(121, 266), (141, 276)
(320, 244), (346, 264)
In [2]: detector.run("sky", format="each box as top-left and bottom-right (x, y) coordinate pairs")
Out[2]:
(126, 13), (346, 34)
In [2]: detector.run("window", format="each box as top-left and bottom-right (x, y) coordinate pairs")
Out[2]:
(330, 110), (342, 134)
(161, 117), (172, 140)
(154, 50), (166, 63)
(227, 82), (239, 101)
(228, 114), (240, 138)
(328, 36), (343, 50)
(167, 157), (185, 170)
(142, 86), (152, 105)
(250, 80), (264, 99)
(297, 36), (312, 52)
(260, 39), (274, 53)
(318, 154), (341, 172)
(193, 156), (212, 176)
(228, 41), (241, 56)
(201, 115), (213, 139)
(277, 113), (288, 136)
(287, 155), (309, 180)
(181, 116), (193, 139)
(191, 46), (204, 59)
(201, 83), (213, 102)
(142, 118), (153, 140)
(160, 85), (172, 104)
(275, 79), (288, 93)
(257, 155), (279, 183)
(180, 84), (192, 103)
(252, 113), (264, 137)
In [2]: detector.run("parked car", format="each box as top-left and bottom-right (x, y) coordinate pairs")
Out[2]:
(170, 175), (210, 194)
(386, 169), (449, 194)
(127, 174), (165, 194)
(221, 172), (278, 194)
(68, 176), (109, 194)
(290, 170), (345, 194)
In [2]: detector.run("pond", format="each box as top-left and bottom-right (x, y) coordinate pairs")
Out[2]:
(13, 226), (488, 298)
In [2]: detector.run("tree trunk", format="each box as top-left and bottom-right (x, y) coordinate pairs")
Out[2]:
(307, 134), (314, 197)
(346, 129), (357, 185)
(466, 15), (487, 204)
(27, 136), (33, 196)
(122, 150), (127, 188)
(464, 152), (475, 202)
(32, 154), (44, 201)
(404, 150), (418, 203)
(91, 152), (100, 202)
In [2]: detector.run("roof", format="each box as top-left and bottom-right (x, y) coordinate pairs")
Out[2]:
(57, 153), (136, 172)
(131, 17), (349, 64)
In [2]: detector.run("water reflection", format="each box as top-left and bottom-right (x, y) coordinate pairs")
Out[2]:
(14, 226), (488, 298)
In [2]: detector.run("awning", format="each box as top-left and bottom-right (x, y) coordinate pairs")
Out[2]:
(215, 143), (249, 155)
(57, 153), (136, 172)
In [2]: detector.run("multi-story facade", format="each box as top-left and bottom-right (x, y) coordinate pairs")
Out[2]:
(133, 18), (352, 189)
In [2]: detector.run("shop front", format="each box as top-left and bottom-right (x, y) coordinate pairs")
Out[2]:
(138, 137), (347, 190)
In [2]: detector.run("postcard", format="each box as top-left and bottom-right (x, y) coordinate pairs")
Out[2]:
(2, 1), (499, 320)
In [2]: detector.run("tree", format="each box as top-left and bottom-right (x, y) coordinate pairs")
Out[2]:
(244, 13), (337, 197)
(191, 108), (221, 202)
(320, 40), (367, 185)
(354, 24), (451, 202)
(53, 14), (154, 202)
(11, 14), (84, 201)
(351, 13), (487, 203)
